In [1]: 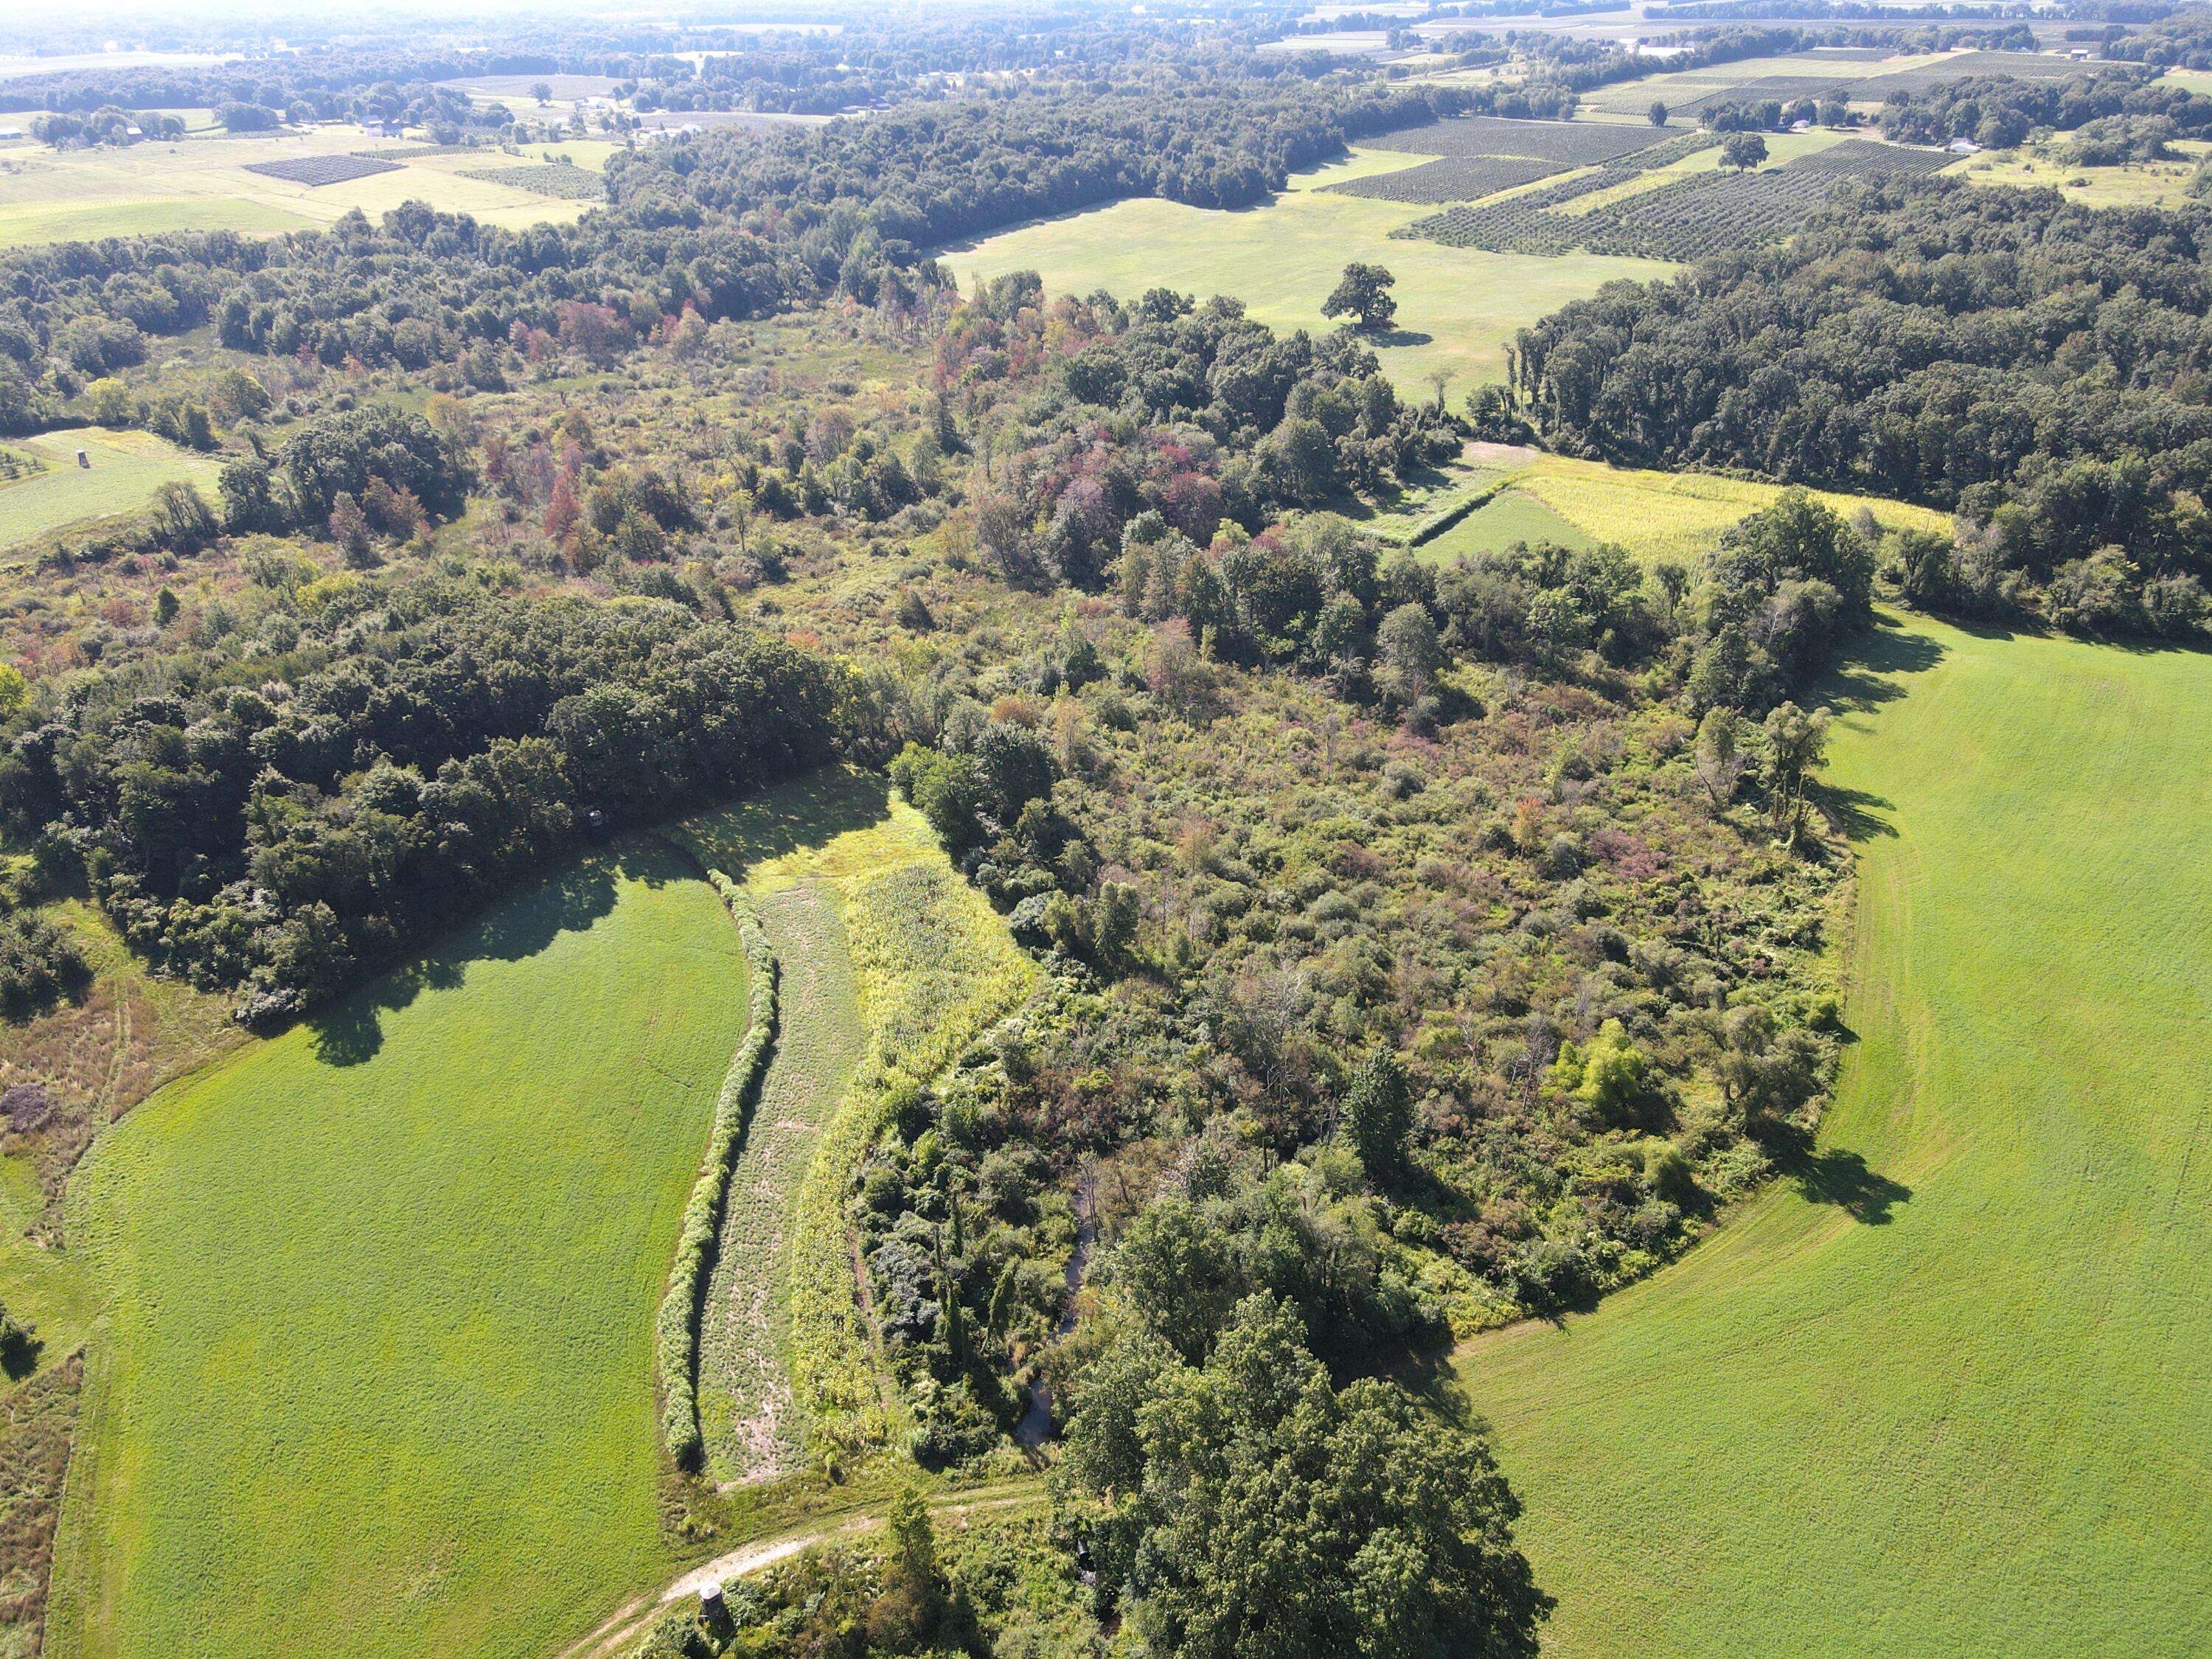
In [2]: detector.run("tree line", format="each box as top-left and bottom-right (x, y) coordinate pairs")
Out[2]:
(1510, 179), (2212, 637)
(0, 574), (849, 1023)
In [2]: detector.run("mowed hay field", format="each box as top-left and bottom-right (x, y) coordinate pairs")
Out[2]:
(0, 131), (599, 248)
(1408, 450), (1952, 564)
(0, 428), (226, 559)
(46, 839), (751, 1659)
(1456, 615), (2212, 1654)
(942, 150), (1674, 401)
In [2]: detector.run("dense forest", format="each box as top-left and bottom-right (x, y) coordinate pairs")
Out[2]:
(1513, 181), (2212, 634)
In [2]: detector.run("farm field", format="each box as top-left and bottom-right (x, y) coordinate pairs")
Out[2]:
(1392, 448), (1951, 563)
(0, 428), (226, 559)
(44, 840), (753, 1659)
(943, 149), (1674, 401)
(1456, 614), (2212, 1653)
(0, 130), (598, 249)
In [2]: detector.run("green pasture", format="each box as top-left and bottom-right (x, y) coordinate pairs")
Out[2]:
(1457, 614), (2212, 1653)
(1393, 450), (1947, 563)
(0, 428), (226, 558)
(46, 840), (752, 1659)
(0, 131), (594, 250)
(942, 150), (1674, 402)
(1416, 486), (1593, 560)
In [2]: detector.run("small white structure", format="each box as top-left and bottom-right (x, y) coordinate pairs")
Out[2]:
(1948, 137), (1982, 156)
(1790, 119), (1811, 133)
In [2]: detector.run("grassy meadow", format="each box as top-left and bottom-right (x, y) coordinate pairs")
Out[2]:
(0, 428), (227, 560)
(1455, 614), (2212, 1653)
(942, 149), (1674, 401)
(1396, 449), (1952, 564)
(1947, 137), (2212, 211)
(0, 131), (599, 249)
(45, 840), (753, 1659)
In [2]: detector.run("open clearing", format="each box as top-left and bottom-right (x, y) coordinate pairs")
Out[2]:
(1386, 448), (1952, 563)
(942, 149), (1674, 401)
(1455, 615), (2212, 1653)
(0, 131), (597, 248)
(0, 427), (226, 559)
(46, 840), (751, 1659)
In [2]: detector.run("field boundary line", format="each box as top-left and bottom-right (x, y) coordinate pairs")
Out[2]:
(652, 869), (779, 1470)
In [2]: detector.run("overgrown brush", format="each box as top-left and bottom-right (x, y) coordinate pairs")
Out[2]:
(655, 870), (779, 1469)
(784, 860), (1037, 1456)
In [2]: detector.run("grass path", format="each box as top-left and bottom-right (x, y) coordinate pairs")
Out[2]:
(1455, 616), (2212, 1653)
(698, 881), (864, 1484)
(44, 841), (751, 1659)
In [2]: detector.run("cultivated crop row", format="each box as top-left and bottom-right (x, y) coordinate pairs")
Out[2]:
(1683, 75), (1852, 115)
(1328, 154), (1565, 204)
(1852, 49), (2096, 97)
(1785, 139), (1955, 176)
(459, 162), (606, 200)
(241, 154), (403, 187)
(1408, 141), (1941, 260)
(1365, 114), (1669, 167)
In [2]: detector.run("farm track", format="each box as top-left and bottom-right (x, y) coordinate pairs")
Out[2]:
(556, 1481), (1048, 1659)
(697, 882), (864, 1486)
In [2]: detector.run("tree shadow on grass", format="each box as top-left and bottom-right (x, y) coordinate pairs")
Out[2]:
(305, 840), (672, 1068)
(1818, 782), (1899, 844)
(1819, 614), (1947, 718)
(676, 765), (894, 877)
(1795, 1147), (1913, 1224)
(1, 1329), (41, 1382)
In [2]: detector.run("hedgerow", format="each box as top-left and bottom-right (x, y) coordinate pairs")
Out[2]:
(654, 869), (779, 1470)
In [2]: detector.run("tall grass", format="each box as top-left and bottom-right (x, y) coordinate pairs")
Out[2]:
(653, 872), (777, 1470)
(785, 860), (1038, 1456)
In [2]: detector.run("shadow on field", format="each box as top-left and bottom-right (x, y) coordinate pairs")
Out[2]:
(681, 765), (892, 875)
(1818, 782), (1898, 844)
(1823, 616), (1945, 717)
(1795, 1147), (1912, 1224)
(305, 840), (676, 1067)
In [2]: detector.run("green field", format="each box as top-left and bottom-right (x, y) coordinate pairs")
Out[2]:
(1949, 136), (2212, 212)
(1456, 615), (2212, 1653)
(0, 428), (228, 558)
(46, 841), (751, 1659)
(1378, 447), (1952, 563)
(0, 131), (595, 249)
(942, 150), (1674, 401)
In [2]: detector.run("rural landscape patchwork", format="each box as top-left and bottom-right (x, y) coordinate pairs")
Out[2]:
(0, 0), (2207, 1653)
